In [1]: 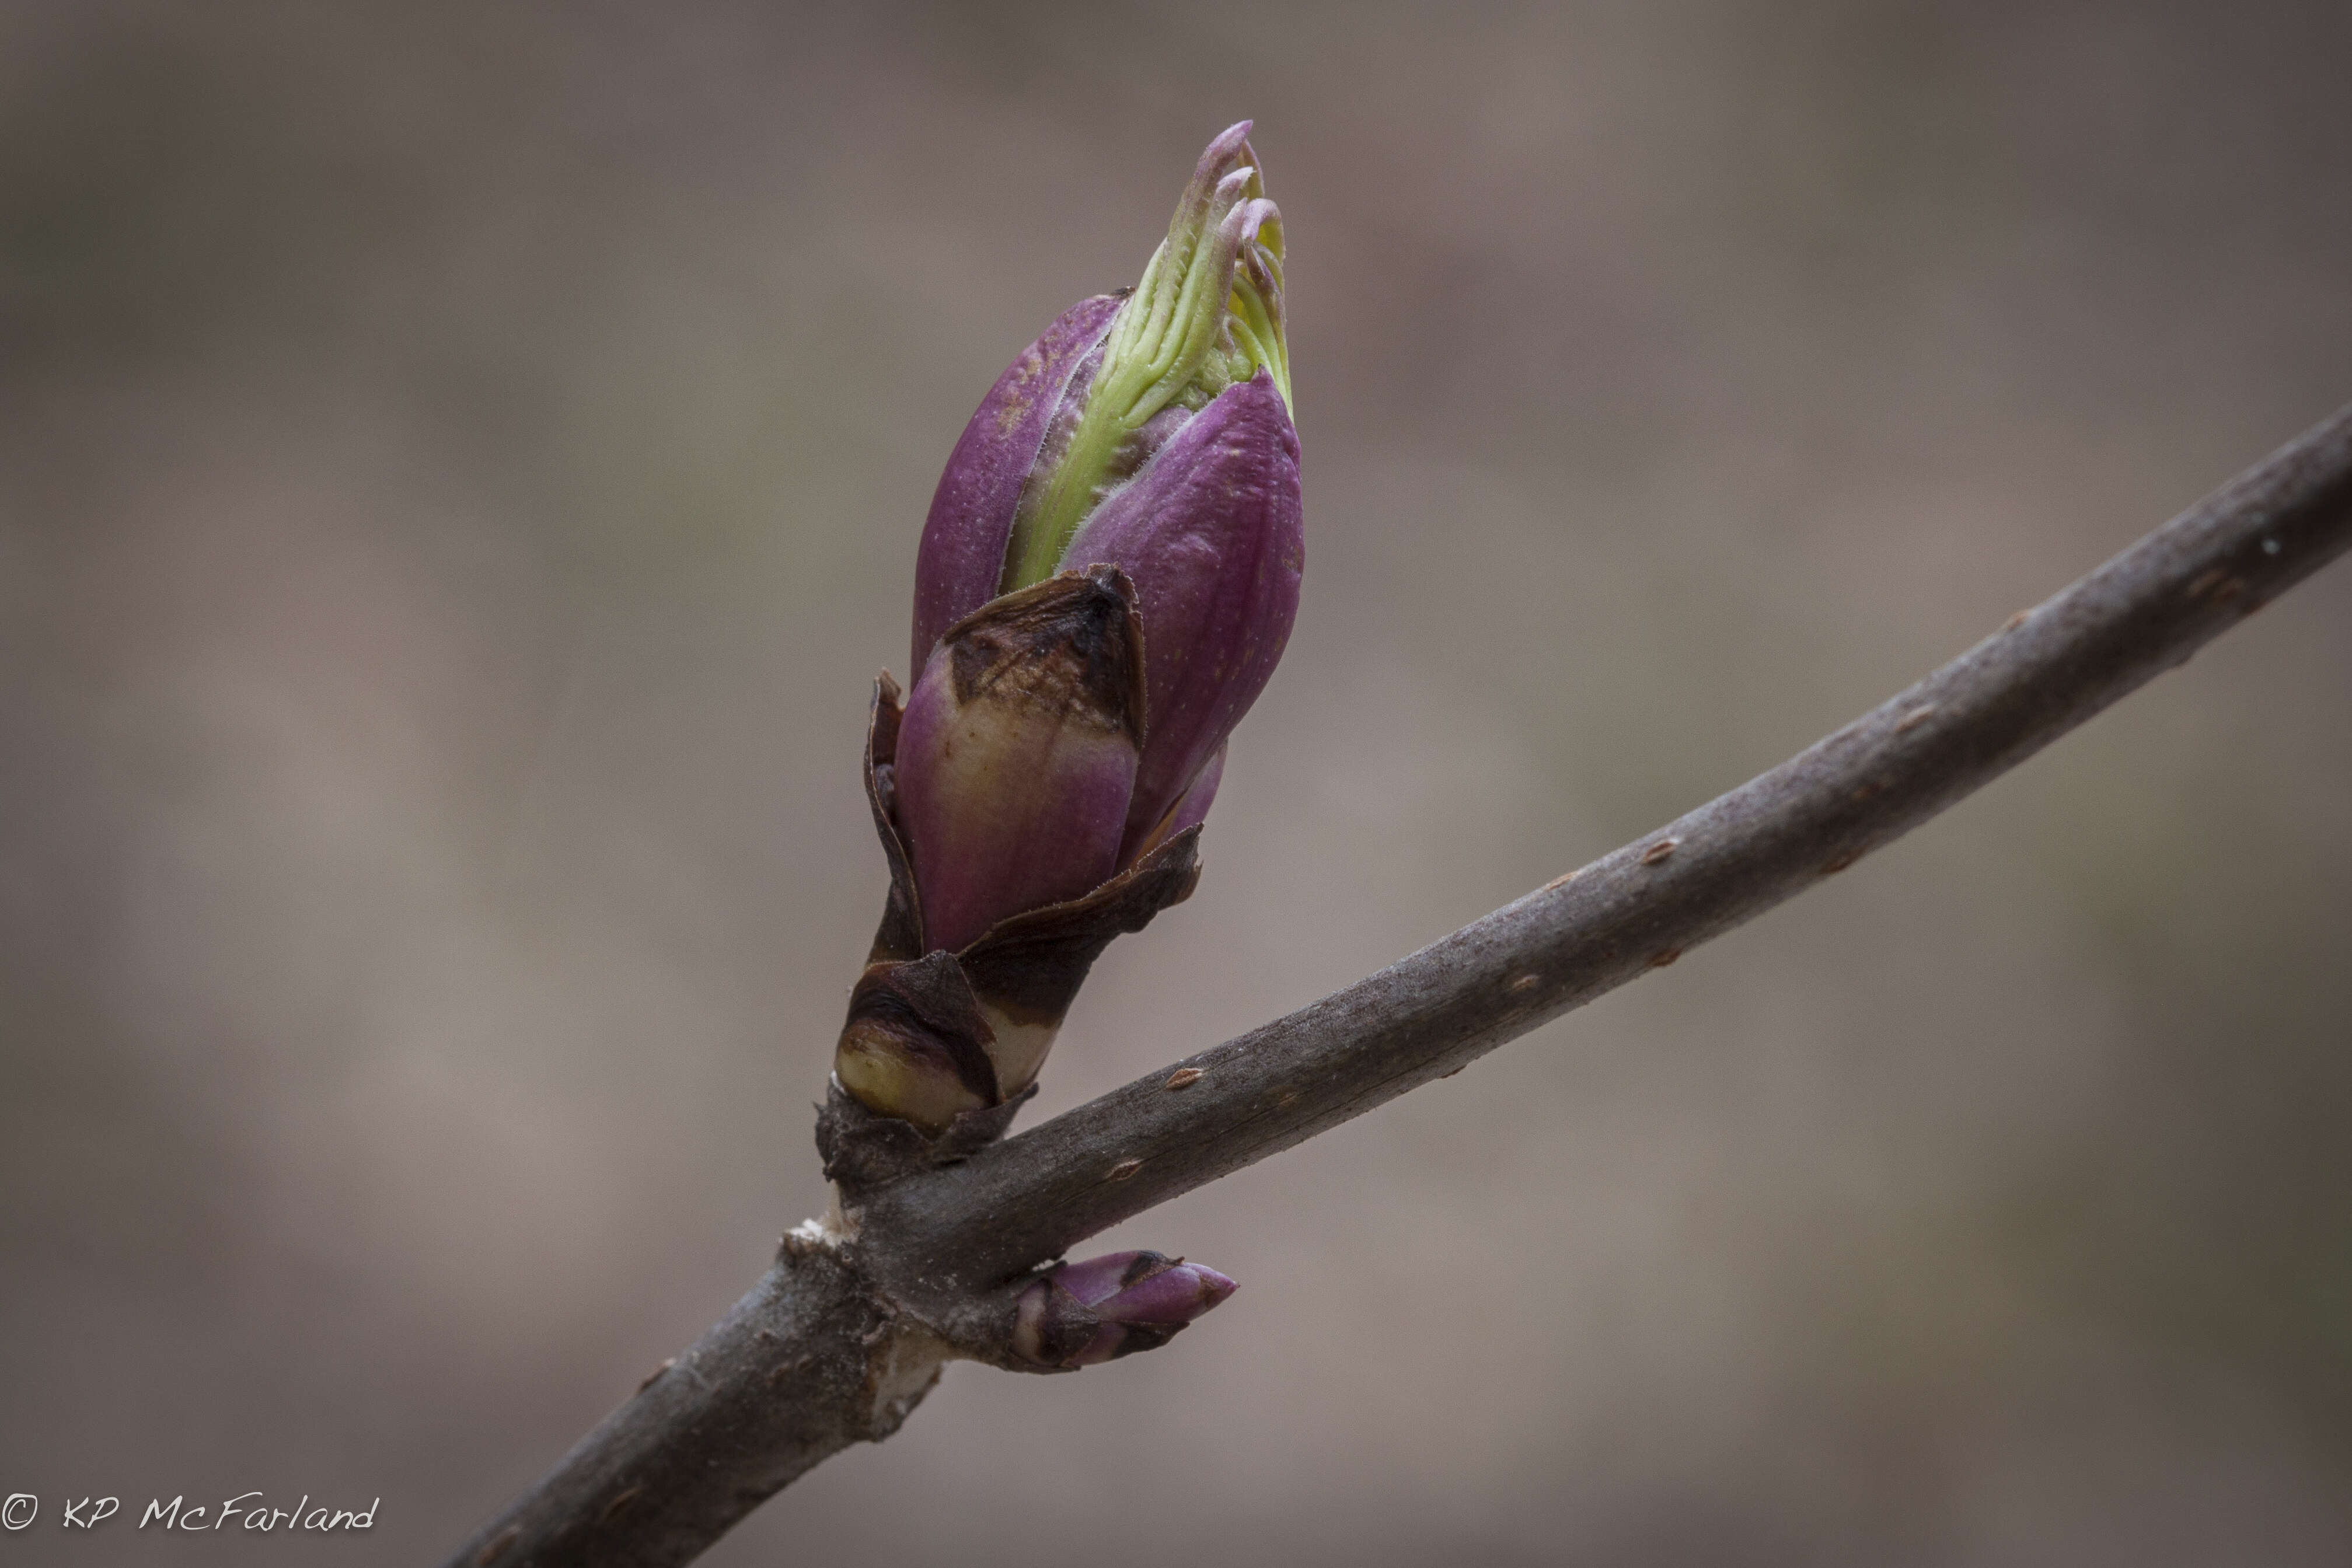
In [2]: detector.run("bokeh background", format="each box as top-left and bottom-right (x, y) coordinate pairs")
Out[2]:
(5, 1), (2351, 1563)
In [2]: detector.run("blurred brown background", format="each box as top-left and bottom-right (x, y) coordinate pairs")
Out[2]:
(4, 1), (2350, 1563)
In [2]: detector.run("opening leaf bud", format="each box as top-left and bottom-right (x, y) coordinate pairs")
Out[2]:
(909, 121), (1292, 679)
(842, 122), (1300, 1142)
(1004, 121), (1290, 593)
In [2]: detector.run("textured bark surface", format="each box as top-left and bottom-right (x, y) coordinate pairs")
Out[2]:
(448, 1235), (945, 1568)
(441, 403), (2352, 1568)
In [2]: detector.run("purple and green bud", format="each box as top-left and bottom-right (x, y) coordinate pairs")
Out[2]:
(909, 120), (1292, 676)
(998, 121), (1290, 596)
(1012, 1250), (1238, 1369)
(835, 122), (1301, 1142)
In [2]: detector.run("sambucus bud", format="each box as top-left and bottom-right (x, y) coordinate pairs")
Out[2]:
(832, 122), (1301, 1142)
(1012, 1251), (1239, 1369)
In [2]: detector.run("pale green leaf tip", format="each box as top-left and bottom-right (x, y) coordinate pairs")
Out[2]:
(1003, 124), (1291, 591)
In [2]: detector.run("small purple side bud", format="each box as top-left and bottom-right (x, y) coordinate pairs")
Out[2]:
(912, 295), (1125, 678)
(1012, 1250), (1239, 1370)
(895, 566), (1147, 956)
(1062, 371), (1302, 859)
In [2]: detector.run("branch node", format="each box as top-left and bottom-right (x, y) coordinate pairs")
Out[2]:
(815, 1080), (1038, 1195)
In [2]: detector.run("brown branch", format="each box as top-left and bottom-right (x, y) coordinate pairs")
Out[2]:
(442, 402), (2352, 1568)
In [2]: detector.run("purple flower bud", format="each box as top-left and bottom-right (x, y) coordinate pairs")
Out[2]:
(1061, 371), (1301, 858)
(894, 565), (1146, 957)
(1013, 1250), (1239, 1369)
